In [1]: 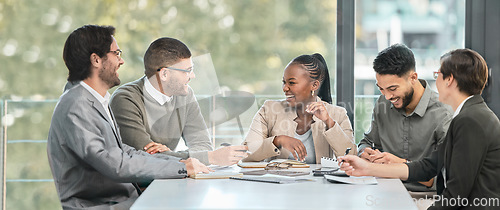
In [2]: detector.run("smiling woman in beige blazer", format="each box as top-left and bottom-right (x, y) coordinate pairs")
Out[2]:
(243, 53), (356, 163)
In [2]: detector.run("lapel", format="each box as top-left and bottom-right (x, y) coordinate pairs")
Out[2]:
(87, 92), (123, 148)
(439, 95), (483, 193)
(281, 100), (327, 161)
(108, 108), (124, 148)
(283, 103), (298, 137)
(444, 95), (483, 166)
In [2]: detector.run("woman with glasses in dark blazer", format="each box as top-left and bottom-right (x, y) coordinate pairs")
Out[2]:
(339, 49), (500, 209)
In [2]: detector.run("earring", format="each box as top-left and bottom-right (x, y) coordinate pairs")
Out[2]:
(311, 90), (315, 97)
(446, 82), (449, 86)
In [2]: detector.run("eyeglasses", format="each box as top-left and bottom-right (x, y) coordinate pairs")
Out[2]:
(157, 66), (193, 73)
(433, 71), (442, 80)
(109, 49), (122, 57)
(265, 162), (293, 170)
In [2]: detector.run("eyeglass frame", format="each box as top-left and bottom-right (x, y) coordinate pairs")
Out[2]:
(264, 162), (293, 170)
(433, 71), (442, 80)
(157, 66), (193, 73)
(109, 49), (122, 57)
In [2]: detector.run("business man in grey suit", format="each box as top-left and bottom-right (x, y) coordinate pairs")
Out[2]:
(47, 25), (210, 210)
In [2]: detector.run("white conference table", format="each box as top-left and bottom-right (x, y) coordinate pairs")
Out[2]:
(131, 164), (418, 210)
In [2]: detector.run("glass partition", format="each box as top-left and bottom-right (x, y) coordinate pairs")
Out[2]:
(2, 100), (60, 210)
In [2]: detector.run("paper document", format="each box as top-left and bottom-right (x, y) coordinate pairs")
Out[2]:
(324, 175), (378, 185)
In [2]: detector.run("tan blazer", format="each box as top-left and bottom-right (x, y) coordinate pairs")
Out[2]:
(243, 98), (357, 163)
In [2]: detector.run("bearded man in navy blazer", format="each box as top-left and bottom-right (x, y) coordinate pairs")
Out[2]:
(47, 25), (210, 210)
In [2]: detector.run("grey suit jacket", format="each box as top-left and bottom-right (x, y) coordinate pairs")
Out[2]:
(48, 82), (188, 210)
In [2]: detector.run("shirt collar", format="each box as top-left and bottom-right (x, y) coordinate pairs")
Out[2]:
(144, 77), (172, 105)
(453, 95), (473, 118)
(79, 81), (110, 107)
(412, 79), (432, 117)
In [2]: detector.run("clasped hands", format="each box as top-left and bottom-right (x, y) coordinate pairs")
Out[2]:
(337, 148), (407, 177)
(359, 147), (407, 164)
(336, 148), (405, 176)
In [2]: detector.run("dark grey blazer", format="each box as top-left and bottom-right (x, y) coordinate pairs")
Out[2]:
(48, 82), (188, 210)
(407, 95), (500, 209)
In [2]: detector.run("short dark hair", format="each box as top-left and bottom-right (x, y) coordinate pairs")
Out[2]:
(373, 44), (416, 77)
(440, 49), (488, 95)
(144, 37), (191, 78)
(291, 53), (332, 104)
(63, 25), (115, 82)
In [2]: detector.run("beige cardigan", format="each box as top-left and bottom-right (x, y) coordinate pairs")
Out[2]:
(243, 98), (357, 163)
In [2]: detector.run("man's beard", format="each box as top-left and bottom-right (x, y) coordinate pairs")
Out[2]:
(399, 87), (414, 110)
(99, 66), (120, 88)
(166, 79), (189, 96)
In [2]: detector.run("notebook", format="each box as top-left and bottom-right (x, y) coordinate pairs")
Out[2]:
(320, 157), (339, 169)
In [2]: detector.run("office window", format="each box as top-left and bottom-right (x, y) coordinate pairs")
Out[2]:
(0, 1), (337, 209)
(354, 0), (465, 142)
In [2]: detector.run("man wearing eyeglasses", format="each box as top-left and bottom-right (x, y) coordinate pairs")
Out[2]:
(357, 44), (452, 192)
(110, 37), (248, 172)
(47, 25), (211, 209)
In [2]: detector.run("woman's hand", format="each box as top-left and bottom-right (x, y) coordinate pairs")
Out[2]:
(273, 135), (307, 161)
(338, 155), (373, 177)
(306, 102), (335, 128)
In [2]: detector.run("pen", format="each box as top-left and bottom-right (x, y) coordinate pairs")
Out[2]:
(339, 147), (351, 167)
(371, 142), (376, 150)
(236, 149), (252, 154)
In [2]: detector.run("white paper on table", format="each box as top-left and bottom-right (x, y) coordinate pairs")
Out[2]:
(324, 175), (378, 185)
